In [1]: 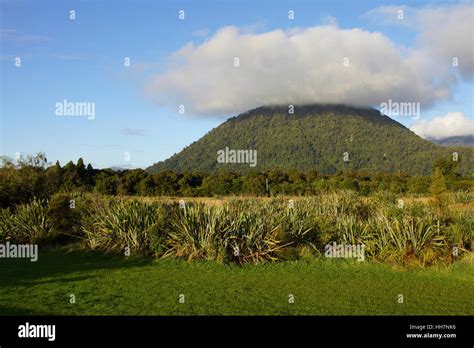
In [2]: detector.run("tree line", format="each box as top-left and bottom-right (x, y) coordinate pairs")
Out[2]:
(0, 153), (471, 209)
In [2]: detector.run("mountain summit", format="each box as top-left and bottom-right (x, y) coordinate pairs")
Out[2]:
(147, 104), (474, 175)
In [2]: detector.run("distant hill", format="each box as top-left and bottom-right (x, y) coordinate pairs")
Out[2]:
(147, 104), (474, 175)
(108, 166), (133, 172)
(430, 135), (474, 148)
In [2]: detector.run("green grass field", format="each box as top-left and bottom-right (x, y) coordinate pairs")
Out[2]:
(1, 247), (473, 315)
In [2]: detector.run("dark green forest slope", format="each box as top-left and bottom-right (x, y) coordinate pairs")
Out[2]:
(148, 104), (474, 175)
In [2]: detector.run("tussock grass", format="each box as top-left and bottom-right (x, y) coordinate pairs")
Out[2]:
(0, 198), (52, 243)
(2, 191), (472, 266)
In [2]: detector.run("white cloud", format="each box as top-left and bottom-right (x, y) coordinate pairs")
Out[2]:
(145, 4), (473, 116)
(365, 4), (474, 78)
(411, 112), (474, 139)
(417, 4), (474, 78)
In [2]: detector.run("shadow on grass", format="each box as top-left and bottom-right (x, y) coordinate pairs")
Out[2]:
(0, 304), (49, 315)
(16, 274), (100, 286)
(0, 246), (153, 288)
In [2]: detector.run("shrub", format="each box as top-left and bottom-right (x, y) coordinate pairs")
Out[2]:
(446, 215), (473, 253)
(449, 190), (472, 204)
(7, 198), (52, 243)
(164, 203), (227, 261)
(372, 190), (397, 205)
(0, 208), (13, 242)
(370, 208), (449, 266)
(81, 197), (164, 252)
(46, 192), (83, 242)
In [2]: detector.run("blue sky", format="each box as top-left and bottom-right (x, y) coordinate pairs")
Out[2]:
(1, 0), (473, 169)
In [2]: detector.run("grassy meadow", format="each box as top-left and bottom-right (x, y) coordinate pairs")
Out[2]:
(0, 247), (473, 315)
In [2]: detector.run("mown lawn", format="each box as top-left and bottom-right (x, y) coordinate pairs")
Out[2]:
(0, 247), (473, 315)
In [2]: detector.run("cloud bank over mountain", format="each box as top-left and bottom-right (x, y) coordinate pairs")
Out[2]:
(144, 4), (473, 117)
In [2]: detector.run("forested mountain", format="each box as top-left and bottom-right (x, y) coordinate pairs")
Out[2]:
(147, 104), (474, 175)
